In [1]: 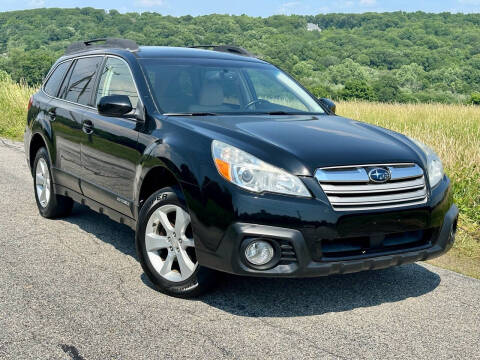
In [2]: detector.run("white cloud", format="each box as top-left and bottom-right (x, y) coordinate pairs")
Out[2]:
(277, 2), (302, 15)
(135, 0), (165, 7)
(28, 0), (45, 7)
(359, 0), (376, 5)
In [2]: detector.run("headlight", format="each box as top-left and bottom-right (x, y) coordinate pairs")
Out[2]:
(409, 137), (444, 188)
(211, 140), (311, 197)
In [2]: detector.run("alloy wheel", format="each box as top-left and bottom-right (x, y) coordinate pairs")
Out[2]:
(145, 204), (198, 282)
(35, 158), (51, 208)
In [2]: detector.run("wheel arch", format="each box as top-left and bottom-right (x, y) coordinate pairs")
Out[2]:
(28, 105), (56, 174)
(138, 165), (181, 203)
(135, 154), (192, 218)
(28, 132), (52, 176)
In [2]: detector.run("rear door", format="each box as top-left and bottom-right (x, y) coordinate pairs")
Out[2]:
(31, 61), (72, 185)
(48, 56), (104, 193)
(80, 56), (142, 217)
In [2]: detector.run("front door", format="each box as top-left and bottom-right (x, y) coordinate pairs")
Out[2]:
(80, 56), (142, 217)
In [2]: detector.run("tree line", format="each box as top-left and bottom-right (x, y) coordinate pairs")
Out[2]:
(1, 8), (480, 104)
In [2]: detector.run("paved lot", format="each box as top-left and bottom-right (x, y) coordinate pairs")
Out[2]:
(0, 139), (479, 360)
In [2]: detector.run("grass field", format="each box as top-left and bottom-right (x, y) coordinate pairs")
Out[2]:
(1, 79), (478, 277)
(0, 77), (36, 140)
(338, 101), (480, 278)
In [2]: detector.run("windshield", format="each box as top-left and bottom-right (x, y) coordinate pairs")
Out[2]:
(140, 59), (325, 115)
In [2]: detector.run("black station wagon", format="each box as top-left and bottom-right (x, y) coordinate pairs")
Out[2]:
(24, 38), (458, 297)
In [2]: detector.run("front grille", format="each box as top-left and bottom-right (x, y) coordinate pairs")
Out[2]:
(315, 163), (428, 211)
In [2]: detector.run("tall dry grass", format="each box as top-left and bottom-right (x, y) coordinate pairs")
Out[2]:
(0, 77), (36, 140)
(337, 101), (480, 273)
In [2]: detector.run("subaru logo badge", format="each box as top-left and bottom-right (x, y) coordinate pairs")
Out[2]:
(368, 168), (391, 183)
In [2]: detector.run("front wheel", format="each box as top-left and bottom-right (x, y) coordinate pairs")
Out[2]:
(136, 187), (217, 297)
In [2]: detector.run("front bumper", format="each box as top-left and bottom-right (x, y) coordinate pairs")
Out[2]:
(193, 175), (457, 277)
(197, 204), (458, 277)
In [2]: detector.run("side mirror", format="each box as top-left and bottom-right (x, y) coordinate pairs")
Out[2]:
(319, 98), (336, 114)
(97, 95), (133, 117)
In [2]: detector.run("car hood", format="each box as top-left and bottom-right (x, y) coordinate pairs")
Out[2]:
(177, 114), (424, 176)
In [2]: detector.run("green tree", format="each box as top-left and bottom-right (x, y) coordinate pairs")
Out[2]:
(468, 92), (480, 105)
(395, 63), (425, 90)
(341, 80), (375, 101)
(328, 59), (373, 84)
(374, 74), (401, 102)
(292, 60), (314, 78)
(1, 48), (56, 85)
(308, 85), (330, 98)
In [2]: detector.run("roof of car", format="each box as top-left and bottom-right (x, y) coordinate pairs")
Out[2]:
(60, 45), (266, 64)
(135, 46), (265, 63)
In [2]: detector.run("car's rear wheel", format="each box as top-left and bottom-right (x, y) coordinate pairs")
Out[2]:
(136, 187), (216, 297)
(33, 147), (73, 218)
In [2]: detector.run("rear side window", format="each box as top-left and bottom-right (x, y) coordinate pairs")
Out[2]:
(58, 63), (74, 100)
(44, 61), (71, 97)
(95, 57), (138, 108)
(63, 57), (103, 106)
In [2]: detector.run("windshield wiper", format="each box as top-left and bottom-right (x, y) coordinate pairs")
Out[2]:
(265, 111), (299, 115)
(164, 112), (218, 116)
(262, 111), (324, 115)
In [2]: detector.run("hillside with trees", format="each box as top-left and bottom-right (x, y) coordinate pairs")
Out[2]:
(1, 8), (480, 104)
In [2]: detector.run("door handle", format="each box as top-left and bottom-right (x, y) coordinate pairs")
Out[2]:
(82, 120), (94, 134)
(47, 109), (56, 121)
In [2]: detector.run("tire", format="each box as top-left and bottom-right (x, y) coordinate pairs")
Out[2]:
(136, 186), (217, 298)
(33, 147), (73, 218)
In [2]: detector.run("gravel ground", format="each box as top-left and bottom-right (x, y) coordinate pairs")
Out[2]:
(0, 139), (479, 360)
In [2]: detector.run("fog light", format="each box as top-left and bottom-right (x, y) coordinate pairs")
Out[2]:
(245, 240), (274, 266)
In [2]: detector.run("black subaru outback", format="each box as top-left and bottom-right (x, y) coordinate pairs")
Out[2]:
(24, 38), (458, 297)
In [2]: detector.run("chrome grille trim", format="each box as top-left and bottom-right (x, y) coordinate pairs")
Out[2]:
(315, 163), (428, 211)
(320, 177), (425, 194)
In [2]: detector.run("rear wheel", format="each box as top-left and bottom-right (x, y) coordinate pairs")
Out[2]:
(33, 147), (73, 218)
(136, 187), (216, 297)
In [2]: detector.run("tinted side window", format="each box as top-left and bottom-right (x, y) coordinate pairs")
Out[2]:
(44, 61), (71, 97)
(58, 62), (75, 100)
(96, 57), (138, 108)
(63, 57), (103, 106)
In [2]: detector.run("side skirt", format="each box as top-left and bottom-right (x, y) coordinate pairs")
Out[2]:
(55, 184), (137, 230)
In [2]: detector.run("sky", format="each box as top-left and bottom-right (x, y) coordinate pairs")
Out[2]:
(1, 0), (480, 17)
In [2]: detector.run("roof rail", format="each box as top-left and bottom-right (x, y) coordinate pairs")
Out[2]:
(65, 38), (139, 55)
(189, 45), (255, 57)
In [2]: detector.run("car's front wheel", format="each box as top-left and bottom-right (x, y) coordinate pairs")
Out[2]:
(136, 187), (216, 297)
